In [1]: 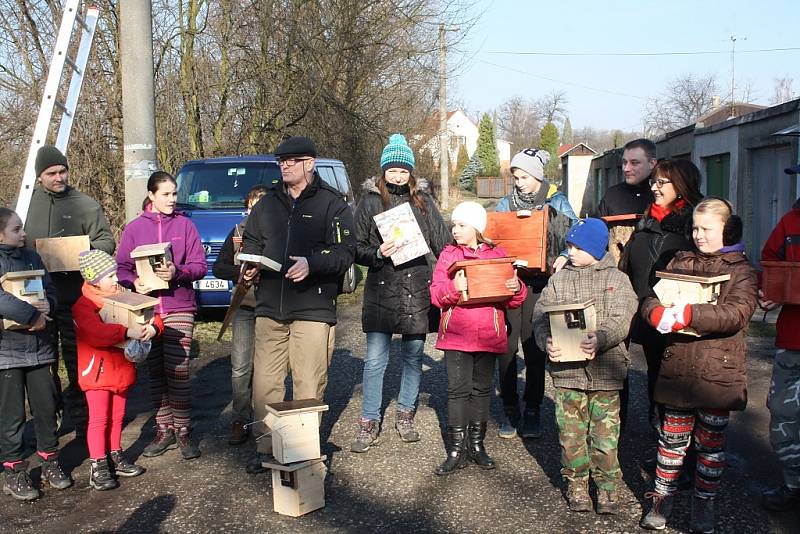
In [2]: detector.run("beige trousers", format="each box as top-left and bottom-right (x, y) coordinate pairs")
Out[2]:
(252, 316), (334, 453)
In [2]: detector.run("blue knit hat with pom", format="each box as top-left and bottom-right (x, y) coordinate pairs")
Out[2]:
(380, 133), (415, 172)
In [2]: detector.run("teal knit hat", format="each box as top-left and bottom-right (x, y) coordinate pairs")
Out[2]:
(380, 133), (415, 172)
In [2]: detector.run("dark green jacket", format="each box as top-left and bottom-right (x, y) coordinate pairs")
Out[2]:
(24, 185), (115, 306)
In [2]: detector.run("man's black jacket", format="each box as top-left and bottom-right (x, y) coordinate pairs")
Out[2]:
(242, 174), (355, 325)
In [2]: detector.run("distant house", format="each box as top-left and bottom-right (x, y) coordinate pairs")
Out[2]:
(419, 109), (512, 174)
(558, 143), (597, 217)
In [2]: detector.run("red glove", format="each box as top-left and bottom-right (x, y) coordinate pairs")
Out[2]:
(650, 304), (693, 333)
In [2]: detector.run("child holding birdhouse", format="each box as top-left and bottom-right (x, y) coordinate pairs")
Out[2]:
(430, 201), (526, 476)
(117, 171), (207, 461)
(532, 218), (637, 515)
(639, 198), (757, 533)
(73, 249), (164, 491)
(0, 207), (72, 501)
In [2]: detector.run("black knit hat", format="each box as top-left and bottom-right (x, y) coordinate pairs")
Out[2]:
(274, 136), (317, 159)
(35, 145), (69, 177)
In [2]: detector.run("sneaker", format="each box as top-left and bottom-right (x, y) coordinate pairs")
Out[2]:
(245, 452), (275, 475)
(596, 489), (619, 515)
(519, 408), (542, 439)
(108, 450), (145, 478)
(176, 428), (201, 460)
(566, 479), (592, 512)
(351, 419), (380, 453)
(640, 492), (674, 530)
(762, 484), (800, 512)
(2, 462), (39, 501)
(395, 410), (420, 443)
(228, 420), (250, 446)
(40, 454), (73, 490)
(690, 495), (715, 534)
(142, 425), (177, 457)
(89, 458), (118, 491)
(498, 419), (517, 439)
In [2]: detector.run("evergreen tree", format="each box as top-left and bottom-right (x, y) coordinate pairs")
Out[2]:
(458, 153), (483, 192)
(475, 113), (500, 177)
(539, 121), (560, 181)
(454, 143), (469, 178)
(561, 117), (573, 144)
(612, 130), (625, 148)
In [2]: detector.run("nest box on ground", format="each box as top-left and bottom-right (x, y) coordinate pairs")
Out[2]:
(263, 399), (329, 465)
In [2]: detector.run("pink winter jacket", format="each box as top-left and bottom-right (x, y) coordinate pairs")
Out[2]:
(430, 243), (527, 354)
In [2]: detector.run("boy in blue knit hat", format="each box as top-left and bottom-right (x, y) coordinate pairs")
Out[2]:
(532, 218), (638, 515)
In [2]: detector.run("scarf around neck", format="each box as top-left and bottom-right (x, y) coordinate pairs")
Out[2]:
(649, 198), (687, 223)
(512, 181), (549, 210)
(81, 281), (123, 309)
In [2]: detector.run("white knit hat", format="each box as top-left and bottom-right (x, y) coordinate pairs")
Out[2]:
(451, 201), (487, 234)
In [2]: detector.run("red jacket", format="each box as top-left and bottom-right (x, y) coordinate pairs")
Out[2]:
(761, 206), (800, 350)
(72, 296), (163, 394)
(431, 243), (527, 354)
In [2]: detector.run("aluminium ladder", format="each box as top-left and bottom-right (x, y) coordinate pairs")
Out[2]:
(15, 0), (100, 224)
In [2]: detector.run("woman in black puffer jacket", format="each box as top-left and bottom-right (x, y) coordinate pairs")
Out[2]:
(620, 159), (702, 427)
(350, 134), (450, 453)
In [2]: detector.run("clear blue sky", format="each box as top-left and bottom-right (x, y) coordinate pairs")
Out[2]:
(455, 0), (800, 132)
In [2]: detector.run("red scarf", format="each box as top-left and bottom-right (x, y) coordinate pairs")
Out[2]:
(81, 281), (123, 309)
(649, 199), (687, 222)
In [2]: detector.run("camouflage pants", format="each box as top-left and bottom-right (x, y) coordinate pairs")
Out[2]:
(555, 387), (621, 491)
(767, 349), (800, 488)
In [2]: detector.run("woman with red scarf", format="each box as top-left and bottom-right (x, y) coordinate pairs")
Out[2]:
(620, 159), (703, 430)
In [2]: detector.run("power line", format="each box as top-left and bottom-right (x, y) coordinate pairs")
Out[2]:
(478, 60), (646, 100)
(482, 46), (800, 57)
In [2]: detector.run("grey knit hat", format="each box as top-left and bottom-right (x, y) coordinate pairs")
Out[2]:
(35, 145), (69, 177)
(510, 148), (551, 181)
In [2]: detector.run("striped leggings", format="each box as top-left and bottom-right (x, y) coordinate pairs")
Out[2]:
(654, 406), (730, 499)
(148, 313), (194, 431)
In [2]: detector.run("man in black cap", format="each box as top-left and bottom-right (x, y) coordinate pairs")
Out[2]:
(241, 136), (356, 472)
(24, 145), (116, 437)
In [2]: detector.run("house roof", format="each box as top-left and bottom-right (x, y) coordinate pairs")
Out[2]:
(559, 142), (597, 158)
(695, 102), (766, 128)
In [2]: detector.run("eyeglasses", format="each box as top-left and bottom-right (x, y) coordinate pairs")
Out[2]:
(277, 157), (311, 168)
(649, 177), (672, 189)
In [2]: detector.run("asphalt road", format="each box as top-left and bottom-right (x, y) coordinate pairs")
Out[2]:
(0, 298), (797, 533)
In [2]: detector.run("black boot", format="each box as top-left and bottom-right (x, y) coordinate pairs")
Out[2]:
(40, 452), (73, 490)
(434, 426), (468, 476)
(2, 461), (39, 501)
(108, 450), (145, 478)
(89, 457), (118, 491)
(467, 421), (496, 469)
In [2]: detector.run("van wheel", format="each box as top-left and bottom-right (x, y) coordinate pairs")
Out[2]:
(341, 263), (357, 294)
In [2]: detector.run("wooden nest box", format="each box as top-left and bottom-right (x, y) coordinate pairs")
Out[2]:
(0, 270), (46, 330)
(261, 456), (327, 517)
(760, 261), (800, 305)
(538, 300), (597, 362)
(601, 214), (641, 263)
(263, 399), (329, 465)
(484, 210), (548, 272)
(35, 235), (90, 272)
(447, 257), (517, 305)
(130, 242), (172, 291)
(654, 270), (731, 336)
(99, 291), (159, 331)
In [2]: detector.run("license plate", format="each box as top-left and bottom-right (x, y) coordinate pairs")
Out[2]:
(194, 278), (229, 291)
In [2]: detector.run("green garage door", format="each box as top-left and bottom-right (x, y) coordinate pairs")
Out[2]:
(705, 153), (730, 199)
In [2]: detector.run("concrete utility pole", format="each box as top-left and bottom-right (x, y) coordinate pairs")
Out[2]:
(438, 24), (449, 211)
(120, 1), (158, 222)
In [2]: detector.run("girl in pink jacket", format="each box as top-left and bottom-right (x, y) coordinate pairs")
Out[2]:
(430, 201), (526, 475)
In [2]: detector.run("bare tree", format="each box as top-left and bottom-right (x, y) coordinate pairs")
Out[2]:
(496, 95), (542, 150)
(536, 90), (568, 125)
(771, 77), (795, 105)
(644, 73), (718, 137)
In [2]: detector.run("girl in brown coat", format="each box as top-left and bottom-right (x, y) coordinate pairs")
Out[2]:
(639, 198), (757, 533)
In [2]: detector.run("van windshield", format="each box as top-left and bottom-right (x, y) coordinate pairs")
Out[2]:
(175, 163), (281, 209)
